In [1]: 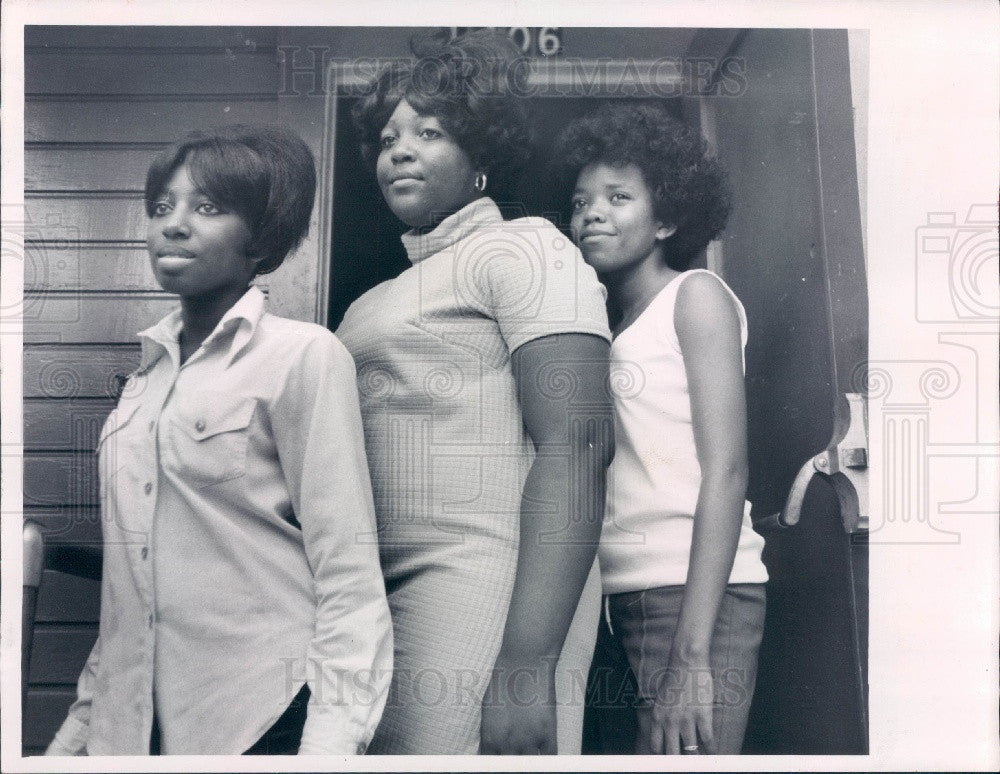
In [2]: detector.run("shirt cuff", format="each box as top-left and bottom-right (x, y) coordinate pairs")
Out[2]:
(298, 706), (370, 755)
(45, 714), (89, 756)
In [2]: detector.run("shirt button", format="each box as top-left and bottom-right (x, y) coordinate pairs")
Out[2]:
(195, 419), (206, 432)
(144, 482), (153, 495)
(148, 613), (154, 628)
(148, 420), (155, 432)
(141, 547), (149, 559)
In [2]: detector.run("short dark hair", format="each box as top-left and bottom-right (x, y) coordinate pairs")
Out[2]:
(145, 124), (316, 275)
(351, 29), (532, 197)
(552, 102), (731, 270)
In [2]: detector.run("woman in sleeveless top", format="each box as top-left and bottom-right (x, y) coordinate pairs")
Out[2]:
(554, 103), (768, 755)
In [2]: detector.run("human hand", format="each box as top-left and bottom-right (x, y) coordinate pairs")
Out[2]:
(480, 656), (557, 754)
(639, 656), (716, 755)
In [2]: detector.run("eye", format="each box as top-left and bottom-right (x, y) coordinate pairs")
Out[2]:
(379, 134), (396, 149)
(571, 197), (587, 211)
(610, 192), (632, 203)
(196, 201), (222, 215)
(418, 127), (443, 140)
(151, 200), (171, 217)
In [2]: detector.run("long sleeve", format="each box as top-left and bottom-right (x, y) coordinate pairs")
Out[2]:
(269, 332), (392, 755)
(45, 636), (101, 755)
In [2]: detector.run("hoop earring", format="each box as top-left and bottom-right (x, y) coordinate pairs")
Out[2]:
(474, 172), (487, 192)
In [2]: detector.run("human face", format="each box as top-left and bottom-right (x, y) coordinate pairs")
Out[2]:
(375, 99), (480, 229)
(570, 162), (675, 277)
(147, 162), (256, 302)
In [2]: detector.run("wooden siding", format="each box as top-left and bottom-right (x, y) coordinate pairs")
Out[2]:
(24, 345), (141, 399)
(26, 99), (283, 144)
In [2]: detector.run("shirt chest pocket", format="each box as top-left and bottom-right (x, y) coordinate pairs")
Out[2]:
(163, 395), (257, 489)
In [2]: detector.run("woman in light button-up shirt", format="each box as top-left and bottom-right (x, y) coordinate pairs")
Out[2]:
(46, 125), (392, 756)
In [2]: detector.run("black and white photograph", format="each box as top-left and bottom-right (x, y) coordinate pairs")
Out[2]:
(1, 1), (997, 771)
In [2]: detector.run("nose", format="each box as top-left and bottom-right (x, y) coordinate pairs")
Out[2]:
(582, 202), (606, 225)
(160, 207), (190, 239)
(389, 137), (416, 164)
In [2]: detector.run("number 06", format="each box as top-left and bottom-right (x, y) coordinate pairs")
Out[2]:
(538, 27), (561, 56)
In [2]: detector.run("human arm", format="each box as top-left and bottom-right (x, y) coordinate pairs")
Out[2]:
(644, 273), (750, 755)
(479, 332), (613, 754)
(45, 636), (100, 755)
(270, 332), (393, 755)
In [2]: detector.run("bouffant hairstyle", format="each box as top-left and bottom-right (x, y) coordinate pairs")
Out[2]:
(352, 29), (532, 197)
(144, 124), (316, 275)
(553, 103), (731, 270)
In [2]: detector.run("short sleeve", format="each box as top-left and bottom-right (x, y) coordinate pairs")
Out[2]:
(480, 217), (611, 353)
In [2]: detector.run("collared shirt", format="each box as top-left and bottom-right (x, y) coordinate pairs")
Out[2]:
(47, 286), (392, 755)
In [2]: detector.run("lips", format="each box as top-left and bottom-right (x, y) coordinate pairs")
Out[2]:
(153, 248), (196, 273)
(156, 248), (195, 259)
(580, 231), (616, 241)
(388, 177), (423, 188)
(385, 171), (424, 186)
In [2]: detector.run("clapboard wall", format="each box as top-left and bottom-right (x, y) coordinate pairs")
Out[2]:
(21, 26), (332, 753)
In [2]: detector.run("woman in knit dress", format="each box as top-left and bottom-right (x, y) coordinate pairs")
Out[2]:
(335, 31), (614, 754)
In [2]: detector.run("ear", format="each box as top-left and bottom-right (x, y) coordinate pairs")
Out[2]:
(471, 150), (490, 180)
(246, 251), (267, 277)
(656, 223), (678, 241)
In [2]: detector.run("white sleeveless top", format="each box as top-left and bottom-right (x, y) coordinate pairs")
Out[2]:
(600, 270), (768, 594)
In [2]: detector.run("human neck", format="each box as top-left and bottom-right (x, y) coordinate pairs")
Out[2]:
(603, 251), (680, 334)
(412, 194), (486, 234)
(178, 284), (249, 362)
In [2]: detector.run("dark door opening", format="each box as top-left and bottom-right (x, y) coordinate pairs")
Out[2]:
(327, 95), (686, 329)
